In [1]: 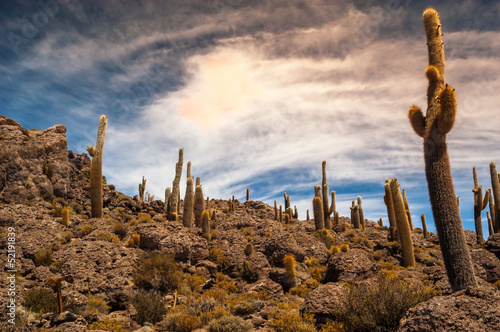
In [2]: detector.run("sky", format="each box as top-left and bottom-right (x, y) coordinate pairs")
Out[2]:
(1, 0), (500, 236)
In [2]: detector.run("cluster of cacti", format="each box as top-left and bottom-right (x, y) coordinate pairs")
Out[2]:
(283, 192), (290, 211)
(407, 8), (476, 291)
(168, 148), (184, 221)
(88, 115), (108, 218)
(490, 161), (500, 233)
(138, 176), (146, 201)
(472, 166), (490, 244)
(383, 180), (398, 241)
(350, 201), (360, 229)
(389, 178), (415, 268)
(145, 192), (154, 203)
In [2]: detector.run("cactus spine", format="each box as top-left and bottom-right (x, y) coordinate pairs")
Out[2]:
(472, 167), (489, 244)
(201, 211), (211, 241)
(194, 184), (204, 228)
(407, 8), (476, 290)
(390, 178), (415, 268)
(169, 148), (184, 221)
(183, 177), (194, 228)
(490, 162), (500, 233)
(89, 115), (107, 218)
(383, 181), (397, 241)
(313, 196), (324, 230)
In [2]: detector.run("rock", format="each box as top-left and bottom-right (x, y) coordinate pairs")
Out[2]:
(324, 249), (376, 283)
(243, 278), (284, 299)
(485, 233), (500, 260)
(299, 283), (348, 324)
(398, 285), (500, 332)
(261, 232), (307, 266)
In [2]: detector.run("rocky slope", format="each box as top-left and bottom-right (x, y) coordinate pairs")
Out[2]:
(1, 115), (500, 332)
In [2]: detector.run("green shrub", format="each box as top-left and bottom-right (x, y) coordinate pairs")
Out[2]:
(24, 287), (58, 314)
(206, 314), (253, 332)
(133, 252), (182, 293)
(130, 289), (167, 325)
(331, 274), (440, 332)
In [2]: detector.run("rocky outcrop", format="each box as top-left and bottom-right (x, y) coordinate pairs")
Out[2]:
(485, 233), (500, 260)
(324, 249), (376, 283)
(299, 283), (348, 324)
(398, 285), (500, 332)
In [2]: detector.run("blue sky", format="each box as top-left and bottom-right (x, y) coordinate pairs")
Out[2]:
(1, 0), (500, 235)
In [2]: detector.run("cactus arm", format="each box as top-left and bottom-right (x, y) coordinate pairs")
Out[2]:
(408, 106), (426, 138)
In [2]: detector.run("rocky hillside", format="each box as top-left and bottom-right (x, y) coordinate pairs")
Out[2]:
(1, 115), (500, 332)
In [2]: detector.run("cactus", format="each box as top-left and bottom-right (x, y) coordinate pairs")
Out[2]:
(138, 176), (146, 201)
(45, 276), (66, 314)
(421, 214), (428, 239)
(402, 189), (414, 231)
(350, 204), (360, 229)
(472, 166), (490, 244)
(61, 208), (69, 226)
(183, 177), (194, 228)
(306, 209), (310, 221)
(201, 211), (211, 241)
(383, 181), (397, 241)
(330, 191), (336, 215)
(322, 161), (332, 222)
(169, 148), (184, 221)
(313, 196), (324, 230)
(390, 178), (415, 268)
(283, 254), (297, 290)
(490, 162), (500, 233)
(274, 200), (278, 221)
(378, 218), (383, 227)
(284, 213), (290, 224)
(89, 115), (107, 218)
(194, 184), (204, 228)
(340, 243), (349, 252)
(244, 242), (253, 256)
(334, 211), (339, 226)
(196, 177), (201, 187)
(407, 8), (476, 291)
(164, 187), (171, 214)
(187, 161), (192, 179)
(487, 211), (494, 237)
(294, 206), (298, 219)
(285, 207), (294, 222)
(279, 205), (283, 223)
(488, 188), (497, 233)
(246, 188), (249, 201)
(357, 196), (365, 229)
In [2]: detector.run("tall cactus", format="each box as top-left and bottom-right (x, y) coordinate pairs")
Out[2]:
(88, 115), (107, 218)
(402, 189), (414, 231)
(164, 187), (171, 214)
(201, 211), (211, 241)
(490, 162), (500, 233)
(390, 178), (415, 268)
(322, 161), (331, 221)
(138, 176), (146, 201)
(487, 211), (494, 237)
(169, 148), (184, 221)
(472, 166), (489, 244)
(187, 161), (192, 179)
(407, 8), (476, 291)
(194, 184), (204, 228)
(351, 203), (360, 229)
(357, 196), (364, 229)
(312, 196), (324, 230)
(488, 188), (497, 233)
(383, 181), (397, 241)
(183, 177), (194, 228)
(421, 214), (428, 239)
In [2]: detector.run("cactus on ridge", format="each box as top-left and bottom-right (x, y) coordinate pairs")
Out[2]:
(89, 114), (107, 218)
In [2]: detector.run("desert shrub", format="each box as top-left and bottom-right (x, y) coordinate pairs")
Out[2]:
(49, 261), (62, 273)
(201, 288), (228, 304)
(305, 257), (326, 281)
(327, 245), (340, 256)
(241, 227), (254, 237)
(130, 289), (167, 325)
(241, 260), (259, 283)
(320, 321), (346, 332)
(269, 312), (317, 332)
(87, 318), (128, 331)
(60, 231), (73, 245)
(206, 314), (253, 332)
(231, 299), (261, 316)
(199, 306), (230, 325)
(208, 248), (230, 272)
(98, 231), (121, 244)
(113, 220), (128, 239)
(34, 248), (53, 266)
(373, 250), (384, 261)
(86, 293), (110, 315)
(183, 274), (206, 295)
(313, 229), (335, 249)
(163, 309), (200, 332)
(331, 274), (440, 332)
(352, 236), (374, 249)
(289, 279), (320, 297)
(24, 287), (58, 314)
(81, 224), (94, 236)
(389, 241), (400, 253)
(494, 280), (500, 290)
(134, 252), (182, 293)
